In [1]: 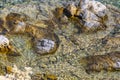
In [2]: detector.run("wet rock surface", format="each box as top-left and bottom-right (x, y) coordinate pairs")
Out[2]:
(5, 13), (27, 34)
(0, 35), (19, 56)
(34, 39), (58, 55)
(83, 51), (120, 73)
(1, 12), (60, 55)
(0, 0), (119, 80)
(59, 0), (109, 32)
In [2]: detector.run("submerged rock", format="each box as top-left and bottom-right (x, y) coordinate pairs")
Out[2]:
(0, 18), (4, 33)
(79, 0), (108, 31)
(0, 35), (21, 56)
(82, 51), (120, 73)
(25, 24), (60, 55)
(56, 0), (108, 32)
(0, 65), (32, 80)
(0, 35), (10, 53)
(5, 13), (27, 34)
(79, 0), (107, 17)
(3, 12), (60, 55)
(31, 73), (57, 80)
(65, 3), (77, 17)
(0, 62), (6, 75)
(34, 39), (56, 55)
(33, 31), (60, 55)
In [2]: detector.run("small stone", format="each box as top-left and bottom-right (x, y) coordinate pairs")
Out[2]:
(36, 39), (55, 52)
(83, 51), (120, 73)
(66, 3), (77, 16)
(0, 35), (21, 56)
(40, 63), (47, 68)
(32, 73), (57, 80)
(5, 13), (27, 33)
(114, 62), (120, 69)
(0, 35), (9, 47)
(14, 21), (26, 33)
(34, 38), (58, 55)
(54, 7), (64, 19)
(0, 35), (10, 53)
(5, 66), (13, 74)
(49, 57), (57, 62)
(43, 74), (57, 80)
(31, 73), (42, 80)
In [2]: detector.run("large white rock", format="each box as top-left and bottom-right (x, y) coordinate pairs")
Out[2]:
(79, 0), (107, 17)
(84, 21), (101, 28)
(88, 1), (107, 17)
(77, 0), (108, 31)
(82, 10), (100, 21)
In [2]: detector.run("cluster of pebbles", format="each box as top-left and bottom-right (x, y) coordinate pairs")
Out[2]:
(54, 0), (120, 73)
(0, 0), (119, 79)
(0, 12), (59, 79)
(0, 12), (59, 56)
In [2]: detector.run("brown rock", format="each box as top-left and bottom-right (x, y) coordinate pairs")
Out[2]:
(5, 13), (28, 34)
(82, 51), (120, 73)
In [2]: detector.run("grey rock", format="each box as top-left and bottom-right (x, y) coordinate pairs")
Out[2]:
(35, 39), (55, 55)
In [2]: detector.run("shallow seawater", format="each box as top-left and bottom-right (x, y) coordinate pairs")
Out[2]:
(96, 0), (120, 8)
(0, 0), (120, 8)
(0, 0), (120, 80)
